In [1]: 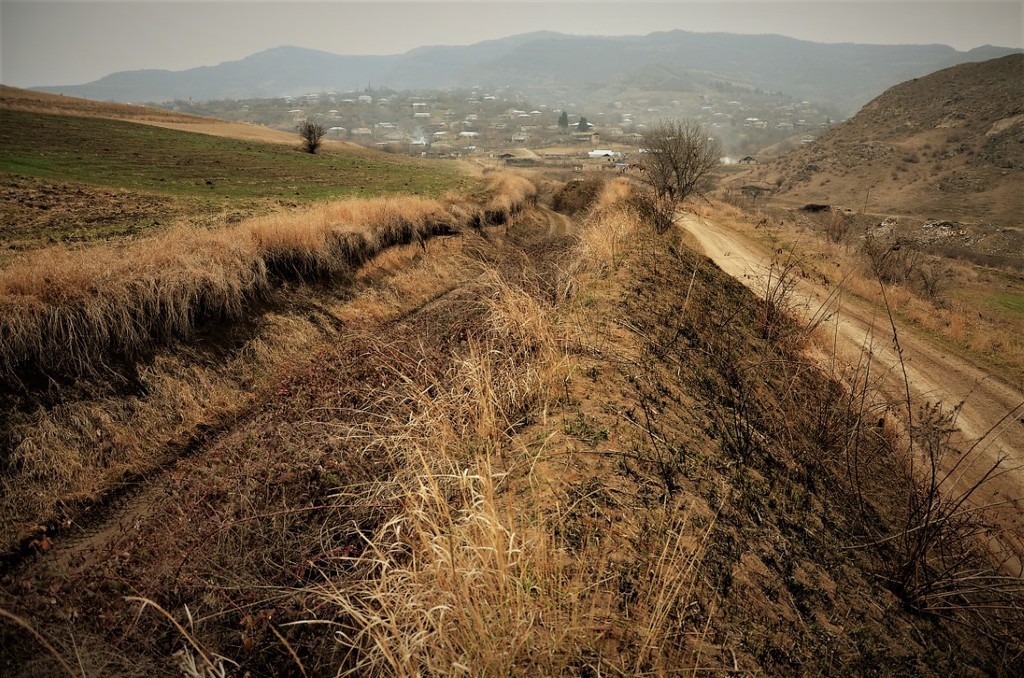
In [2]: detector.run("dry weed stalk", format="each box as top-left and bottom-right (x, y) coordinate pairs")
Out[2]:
(828, 282), (1024, 646)
(126, 597), (235, 678)
(0, 607), (82, 677)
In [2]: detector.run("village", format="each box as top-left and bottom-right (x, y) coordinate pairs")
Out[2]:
(165, 84), (836, 170)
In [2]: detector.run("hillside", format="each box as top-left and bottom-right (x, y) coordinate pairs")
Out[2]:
(737, 54), (1024, 227)
(0, 87), (474, 253)
(34, 32), (1020, 116)
(1, 93), (1023, 676)
(2, 178), (1023, 674)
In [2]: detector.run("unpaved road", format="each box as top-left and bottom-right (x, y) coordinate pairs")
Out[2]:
(680, 213), (1024, 541)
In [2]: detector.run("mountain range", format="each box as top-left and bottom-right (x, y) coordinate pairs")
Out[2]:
(35, 31), (1020, 116)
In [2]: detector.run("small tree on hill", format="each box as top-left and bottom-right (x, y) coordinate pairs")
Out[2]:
(637, 119), (721, 232)
(298, 120), (327, 154)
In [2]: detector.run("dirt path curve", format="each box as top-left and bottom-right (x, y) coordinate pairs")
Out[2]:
(679, 212), (1024, 539)
(542, 207), (575, 237)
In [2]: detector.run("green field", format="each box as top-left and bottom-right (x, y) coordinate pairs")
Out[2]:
(986, 290), (1024, 318)
(0, 109), (469, 199)
(1, 108), (475, 250)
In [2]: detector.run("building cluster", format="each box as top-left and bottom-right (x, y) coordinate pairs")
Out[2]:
(169, 86), (835, 159)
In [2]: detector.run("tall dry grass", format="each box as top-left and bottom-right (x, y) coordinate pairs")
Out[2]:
(567, 179), (643, 276)
(303, 189), (712, 675)
(480, 171), (538, 224)
(311, 269), (575, 674)
(0, 174), (535, 549)
(0, 178), (531, 390)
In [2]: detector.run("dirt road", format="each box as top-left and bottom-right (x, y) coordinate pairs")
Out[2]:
(679, 212), (1024, 537)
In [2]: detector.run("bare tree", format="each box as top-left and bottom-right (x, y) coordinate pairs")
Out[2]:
(637, 119), (721, 232)
(298, 120), (327, 154)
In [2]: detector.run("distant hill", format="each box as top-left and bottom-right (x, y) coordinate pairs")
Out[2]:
(739, 54), (1024, 225)
(34, 32), (1020, 116)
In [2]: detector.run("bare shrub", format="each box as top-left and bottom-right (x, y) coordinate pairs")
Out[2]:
(637, 119), (721, 233)
(825, 209), (850, 243)
(860, 233), (955, 304)
(914, 260), (954, 303)
(297, 120), (326, 154)
(861, 233), (921, 285)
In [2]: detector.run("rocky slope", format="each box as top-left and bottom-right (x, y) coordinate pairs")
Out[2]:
(738, 54), (1024, 228)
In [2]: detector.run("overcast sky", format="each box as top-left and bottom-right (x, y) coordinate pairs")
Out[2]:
(2, 1), (1022, 88)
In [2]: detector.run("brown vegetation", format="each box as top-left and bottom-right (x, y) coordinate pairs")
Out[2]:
(736, 55), (1024, 227)
(0, 173), (536, 552)
(2, 176), (1022, 675)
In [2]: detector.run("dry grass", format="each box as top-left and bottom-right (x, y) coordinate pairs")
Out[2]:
(567, 179), (643, 276)
(6, 178), (1021, 675)
(311, 271), (576, 674)
(0, 180), (530, 389)
(480, 171), (538, 223)
(0, 174), (532, 549)
(299, 191), (713, 676)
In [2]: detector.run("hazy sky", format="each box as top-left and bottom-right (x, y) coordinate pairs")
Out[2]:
(2, 1), (1022, 88)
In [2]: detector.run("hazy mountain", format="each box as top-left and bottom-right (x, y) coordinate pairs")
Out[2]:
(36, 31), (1019, 115)
(741, 54), (1024, 225)
(33, 32), (560, 104)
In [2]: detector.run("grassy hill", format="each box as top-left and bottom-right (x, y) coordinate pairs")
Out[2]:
(0, 87), (474, 252)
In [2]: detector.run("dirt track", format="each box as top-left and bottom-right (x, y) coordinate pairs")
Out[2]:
(680, 212), (1024, 544)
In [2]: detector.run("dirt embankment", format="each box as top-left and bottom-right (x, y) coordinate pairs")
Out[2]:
(680, 211), (1024, 541)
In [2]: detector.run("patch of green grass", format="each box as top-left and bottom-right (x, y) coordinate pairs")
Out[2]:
(563, 412), (609, 446)
(0, 109), (473, 202)
(985, 291), (1024, 318)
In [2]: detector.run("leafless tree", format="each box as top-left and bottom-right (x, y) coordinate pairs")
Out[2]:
(637, 119), (721, 232)
(298, 120), (327, 154)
